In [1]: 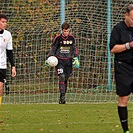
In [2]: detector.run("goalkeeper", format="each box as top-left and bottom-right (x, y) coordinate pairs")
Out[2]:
(46, 22), (79, 104)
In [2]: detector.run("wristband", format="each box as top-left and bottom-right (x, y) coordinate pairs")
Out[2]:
(125, 42), (130, 50)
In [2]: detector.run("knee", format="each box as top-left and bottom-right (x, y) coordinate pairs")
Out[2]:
(118, 96), (129, 106)
(59, 74), (65, 82)
(0, 82), (4, 89)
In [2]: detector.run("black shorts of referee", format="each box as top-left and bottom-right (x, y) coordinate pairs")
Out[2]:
(0, 69), (6, 83)
(114, 60), (133, 96)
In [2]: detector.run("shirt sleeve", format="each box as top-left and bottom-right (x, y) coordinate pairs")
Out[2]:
(110, 25), (120, 50)
(72, 36), (78, 57)
(47, 36), (59, 58)
(73, 42), (78, 57)
(6, 50), (15, 67)
(6, 32), (13, 50)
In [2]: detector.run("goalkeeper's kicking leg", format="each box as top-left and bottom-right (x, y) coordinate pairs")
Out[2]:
(58, 66), (71, 104)
(59, 74), (66, 104)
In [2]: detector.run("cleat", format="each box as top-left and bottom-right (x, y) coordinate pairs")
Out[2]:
(59, 97), (66, 104)
(125, 131), (130, 133)
(59, 98), (66, 104)
(59, 93), (66, 104)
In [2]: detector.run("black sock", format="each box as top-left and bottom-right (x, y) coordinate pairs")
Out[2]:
(118, 106), (129, 132)
(60, 93), (65, 99)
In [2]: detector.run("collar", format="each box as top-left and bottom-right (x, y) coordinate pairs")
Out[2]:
(61, 33), (69, 40)
(0, 30), (4, 34)
(122, 20), (133, 31)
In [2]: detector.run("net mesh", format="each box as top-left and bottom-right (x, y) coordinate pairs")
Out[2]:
(1, 0), (133, 103)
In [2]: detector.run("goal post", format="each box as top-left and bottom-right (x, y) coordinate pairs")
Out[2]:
(1, 0), (133, 104)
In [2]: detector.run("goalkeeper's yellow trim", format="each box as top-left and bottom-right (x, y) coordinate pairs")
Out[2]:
(0, 96), (2, 105)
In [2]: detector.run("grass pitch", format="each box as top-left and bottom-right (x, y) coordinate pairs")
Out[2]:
(0, 103), (133, 133)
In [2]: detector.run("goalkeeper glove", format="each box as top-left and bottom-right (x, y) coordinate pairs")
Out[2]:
(73, 57), (80, 68)
(45, 60), (49, 67)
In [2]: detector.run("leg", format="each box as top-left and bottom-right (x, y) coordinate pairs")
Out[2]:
(57, 66), (66, 104)
(0, 69), (6, 106)
(0, 82), (3, 106)
(114, 60), (132, 133)
(59, 74), (69, 104)
(56, 61), (66, 104)
(0, 82), (4, 124)
(59, 73), (66, 94)
(59, 73), (66, 104)
(64, 80), (67, 93)
(64, 73), (69, 93)
(118, 96), (129, 132)
(0, 70), (6, 124)
(64, 62), (72, 94)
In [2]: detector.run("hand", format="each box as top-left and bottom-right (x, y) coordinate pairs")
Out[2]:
(129, 41), (133, 48)
(45, 60), (49, 67)
(11, 66), (16, 77)
(73, 57), (80, 68)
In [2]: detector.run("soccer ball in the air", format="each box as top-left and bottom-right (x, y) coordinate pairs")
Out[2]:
(47, 56), (58, 67)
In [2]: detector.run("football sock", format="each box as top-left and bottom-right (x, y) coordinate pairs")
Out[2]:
(59, 82), (65, 94)
(60, 93), (65, 99)
(118, 106), (129, 132)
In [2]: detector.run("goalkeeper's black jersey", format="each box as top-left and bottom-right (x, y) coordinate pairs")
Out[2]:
(48, 34), (78, 59)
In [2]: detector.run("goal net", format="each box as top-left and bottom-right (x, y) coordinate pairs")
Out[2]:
(1, 0), (133, 103)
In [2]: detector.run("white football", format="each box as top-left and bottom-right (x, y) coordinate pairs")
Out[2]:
(47, 56), (58, 67)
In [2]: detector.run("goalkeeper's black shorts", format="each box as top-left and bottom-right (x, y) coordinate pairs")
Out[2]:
(114, 60), (133, 96)
(56, 59), (72, 78)
(0, 69), (6, 83)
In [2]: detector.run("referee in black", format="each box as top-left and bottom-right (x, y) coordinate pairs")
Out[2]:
(110, 4), (133, 133)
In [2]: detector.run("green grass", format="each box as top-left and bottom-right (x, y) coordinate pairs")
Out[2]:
(0, 103), (133, 133)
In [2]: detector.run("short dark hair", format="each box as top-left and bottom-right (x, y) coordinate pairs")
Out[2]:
(61, 22), (70, 30)
(126, 4), (133, 13)
(0, 14), (8, 20)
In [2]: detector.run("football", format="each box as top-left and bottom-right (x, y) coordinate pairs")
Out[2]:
(47, 56), (58, 67)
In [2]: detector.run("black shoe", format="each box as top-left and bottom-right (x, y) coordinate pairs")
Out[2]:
(59, 98), (66, 104)
(59, 93), (66, 104)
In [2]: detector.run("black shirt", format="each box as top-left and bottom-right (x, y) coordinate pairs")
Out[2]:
(48, 34), (78, 59)
(110, 21), (133, 62)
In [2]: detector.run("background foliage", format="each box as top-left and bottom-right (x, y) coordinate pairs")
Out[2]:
(0, 0), (132, 98)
